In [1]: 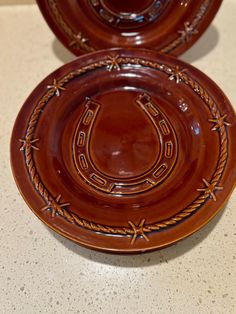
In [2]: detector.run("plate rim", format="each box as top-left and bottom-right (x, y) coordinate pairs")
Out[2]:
(36, 0), (223, 56)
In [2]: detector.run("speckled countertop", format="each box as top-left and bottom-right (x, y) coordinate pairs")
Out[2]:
(0, 1), (236, 313)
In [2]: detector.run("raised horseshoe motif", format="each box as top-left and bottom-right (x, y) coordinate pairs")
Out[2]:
(72, 93), (177, 195)
(88, 0), (170, 29)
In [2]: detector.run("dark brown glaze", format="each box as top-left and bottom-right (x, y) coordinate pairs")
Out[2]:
(11, 48), (236, 254)
(36, 0), (222, 56)
(101, 0), (155, 13)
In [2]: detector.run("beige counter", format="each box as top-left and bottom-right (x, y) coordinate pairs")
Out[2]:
(0, 1), (235, 313)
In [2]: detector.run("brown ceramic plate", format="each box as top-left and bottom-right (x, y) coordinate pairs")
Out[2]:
(11, 49), (236, 254)
(36, 0), (222, 56)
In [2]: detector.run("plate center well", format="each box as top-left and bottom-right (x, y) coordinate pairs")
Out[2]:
(89, 90), (161, 179)
(102, 0), (155, 14)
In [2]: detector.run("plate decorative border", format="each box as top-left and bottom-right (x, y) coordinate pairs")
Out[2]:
(19, 55), (229, 245)
(48, 0), (94, 53)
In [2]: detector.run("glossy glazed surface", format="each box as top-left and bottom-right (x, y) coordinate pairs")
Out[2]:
(36, 0), (222, 56)
(102, 0), (155, 13)
(11, 49), (236, 253)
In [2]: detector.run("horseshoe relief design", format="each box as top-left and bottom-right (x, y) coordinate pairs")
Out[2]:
(88, 0), (170, 29)
(72, 93), (178, 195)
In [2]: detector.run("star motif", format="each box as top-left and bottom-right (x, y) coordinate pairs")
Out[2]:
(168, 66), (187, 84)
(178, 22), (199, 42)
(128, 219), (149, 245)
(19, 138), (39, 151)
(197, 178), (223, 201)
(41, 194), (70, 217)
(69, 32), (88, 49)
(208, 114), (231, 131)
(107, 55), (120, 71)
(47, 79), (65, 96)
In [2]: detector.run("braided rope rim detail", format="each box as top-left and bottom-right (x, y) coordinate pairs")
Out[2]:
(48, 0), (94, 53)
(21, 56), (228, 238)
(47, 0), (211, 55)
(160, 0), (211, 54)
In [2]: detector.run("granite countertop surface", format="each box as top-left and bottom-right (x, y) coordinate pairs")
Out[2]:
(0, 1), (235, 313)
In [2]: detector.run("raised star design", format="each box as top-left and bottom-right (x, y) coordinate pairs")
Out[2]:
(128, 219), (149, 245)
(69, 32), (88, 49)
(107, 55), (120, 71)
(47, 79), (65, 96)
(178, 22), (199, 42)
(168, 66), (187, 84)
(197, 178), (223, 202)
(208, 114), (231, 131)
(41, 194), (70, 217)
(19, 138), (39, 151)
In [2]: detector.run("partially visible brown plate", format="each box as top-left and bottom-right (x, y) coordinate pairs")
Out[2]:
(36, 0), (222, 56)
(11, 48), (236, 253)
